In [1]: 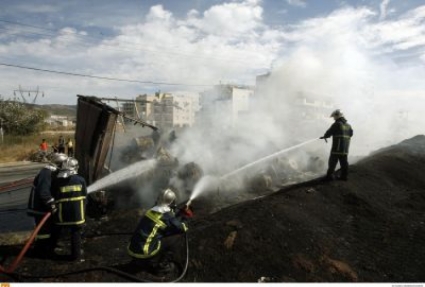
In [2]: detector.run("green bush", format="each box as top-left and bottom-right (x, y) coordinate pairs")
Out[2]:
(0, 97), (48, 136)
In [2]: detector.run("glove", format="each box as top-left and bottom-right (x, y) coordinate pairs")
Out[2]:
(319, 136), (325, 139)
(179, 207), (193, 218)
(50, 203), (58, 214)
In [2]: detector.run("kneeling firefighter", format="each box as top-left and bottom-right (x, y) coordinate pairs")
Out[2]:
(50, 157), (87, 261)
(127, 188), (193, 275)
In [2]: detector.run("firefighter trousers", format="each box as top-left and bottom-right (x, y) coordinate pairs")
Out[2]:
(326, 154), (349, 180)
(51, 224), (84, 261)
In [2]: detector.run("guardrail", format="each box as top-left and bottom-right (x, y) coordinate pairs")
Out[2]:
(0, 177), (33, 193)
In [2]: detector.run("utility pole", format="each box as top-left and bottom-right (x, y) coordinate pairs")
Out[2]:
(0, 118), (4, 144)
(115, 97), (126, 132)
(13, 85), (45, 104)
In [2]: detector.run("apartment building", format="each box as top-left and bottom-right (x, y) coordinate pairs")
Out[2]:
(198, 84), (254, 128)
(122, 92), (197, 129)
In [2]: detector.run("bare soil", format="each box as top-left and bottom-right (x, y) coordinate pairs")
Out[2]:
(1, 135), (425, 282)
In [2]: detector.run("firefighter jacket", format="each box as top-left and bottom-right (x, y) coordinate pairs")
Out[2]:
(27, 165), (57, 216)
(52, 174), (87, 226)
(323, 117), (353, 155)
(127, 205), (188, 259)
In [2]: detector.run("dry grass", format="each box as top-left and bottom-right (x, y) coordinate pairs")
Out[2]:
(0, 131), (75, 163)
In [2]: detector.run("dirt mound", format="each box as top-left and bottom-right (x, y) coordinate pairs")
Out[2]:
(1, 135), (425, 282)
(183, 135), (425, 282)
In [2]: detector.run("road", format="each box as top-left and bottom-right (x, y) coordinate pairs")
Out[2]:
(0, 162), (45, 233)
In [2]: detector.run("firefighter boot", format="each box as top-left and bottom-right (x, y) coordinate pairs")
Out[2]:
(155, 260), (176, 276)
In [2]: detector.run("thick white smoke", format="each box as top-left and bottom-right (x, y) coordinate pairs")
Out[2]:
(101, 3), (425, 207)
(169, 5), (425, 199)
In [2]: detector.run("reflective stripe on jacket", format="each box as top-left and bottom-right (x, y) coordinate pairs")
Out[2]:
(52, 175), (87, 225)
(324, 117), (353, 155)
(128, 207), (188, 259)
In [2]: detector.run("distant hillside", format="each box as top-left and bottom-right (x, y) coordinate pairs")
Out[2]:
(30, 104), (77, 118)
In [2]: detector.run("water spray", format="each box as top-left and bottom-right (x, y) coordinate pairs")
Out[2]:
(187, 138), (320, 203)
(221, 138), (319, 180)
(187, 175), (218, 204)
(87, 159), (157, 194)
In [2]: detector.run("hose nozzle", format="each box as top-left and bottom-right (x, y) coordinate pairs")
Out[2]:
(185, 199), (193, 210)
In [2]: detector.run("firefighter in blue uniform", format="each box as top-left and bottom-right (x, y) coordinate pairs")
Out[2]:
(27, 153), (68, 255)
(321, 109), (354, 181)
(51, 157), (87, 261)
(128, 188), (191, 275)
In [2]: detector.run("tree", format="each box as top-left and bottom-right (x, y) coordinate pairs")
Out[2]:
(0, 96), (48, 135)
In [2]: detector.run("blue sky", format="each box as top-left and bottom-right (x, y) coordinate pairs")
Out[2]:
(0, 0), (425, 104)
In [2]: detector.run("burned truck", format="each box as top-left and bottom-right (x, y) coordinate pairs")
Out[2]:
(74, 95), (203, 215)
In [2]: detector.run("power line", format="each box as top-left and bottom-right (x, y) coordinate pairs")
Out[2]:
(0, 62), (213, 87)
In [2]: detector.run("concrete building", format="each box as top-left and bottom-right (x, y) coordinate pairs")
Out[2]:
(45, 115), (75, 127)
(198, 84), (254, 128)
(122, 92), (198, 129)
(121, 94), (157, 123)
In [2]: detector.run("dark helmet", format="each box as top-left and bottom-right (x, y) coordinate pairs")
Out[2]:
(330, 109), (344, 119)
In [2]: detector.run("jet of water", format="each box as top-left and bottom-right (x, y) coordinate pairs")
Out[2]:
(220, 138), (319, 180)
(87, 159), (157, 194)
(189, 175), (219, 203)
(188, 138), (319, 203)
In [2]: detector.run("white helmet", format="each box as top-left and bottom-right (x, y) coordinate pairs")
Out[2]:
(63, 157), (79, 172)
(51, 153), (68, 168)
(57, 157), (79, 178)
(157, 188), (176, 207)
(330, 109), (344, 119)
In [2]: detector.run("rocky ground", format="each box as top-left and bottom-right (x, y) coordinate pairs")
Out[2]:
(1, 135), (425, 282)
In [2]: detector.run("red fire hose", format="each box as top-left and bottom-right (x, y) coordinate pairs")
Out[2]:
(0, 212), (51, 274)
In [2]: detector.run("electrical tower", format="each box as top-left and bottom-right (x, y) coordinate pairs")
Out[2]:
(13, 85), (45, 104)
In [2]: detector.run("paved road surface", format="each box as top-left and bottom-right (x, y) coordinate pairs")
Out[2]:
(0, 162), (45, 233)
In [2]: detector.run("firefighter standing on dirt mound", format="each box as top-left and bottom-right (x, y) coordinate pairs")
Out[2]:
(127, 188), (192, 276)
(320, 109), (354, 181)
(27, 153), (68, 256)
(50, 157), (88, 262)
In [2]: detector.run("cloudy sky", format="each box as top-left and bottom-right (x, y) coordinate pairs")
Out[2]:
(0, 0), (425, 104)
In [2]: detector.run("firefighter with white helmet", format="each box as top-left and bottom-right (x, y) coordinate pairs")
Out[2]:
(50, 157), (87, 262)
(127, 188), (192, 275)
(27, 153), (68, 256)
(320, 109), (353, 181)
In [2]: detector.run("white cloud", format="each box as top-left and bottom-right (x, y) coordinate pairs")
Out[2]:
(0, 0), (279, 104)
(379, 0), (390, 20)
(188, 0), (263, 37)
(286, 0), (307, 8)
(0, 0), (425, 108)
(368, 5), (425, 51)
(146, 5), (173, 22)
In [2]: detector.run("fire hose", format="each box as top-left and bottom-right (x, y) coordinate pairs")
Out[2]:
(3, 232), (190, 283)
(1, 215), (190, 283)
(9, 233), (189, 283)
(0, 212), (51, 274)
